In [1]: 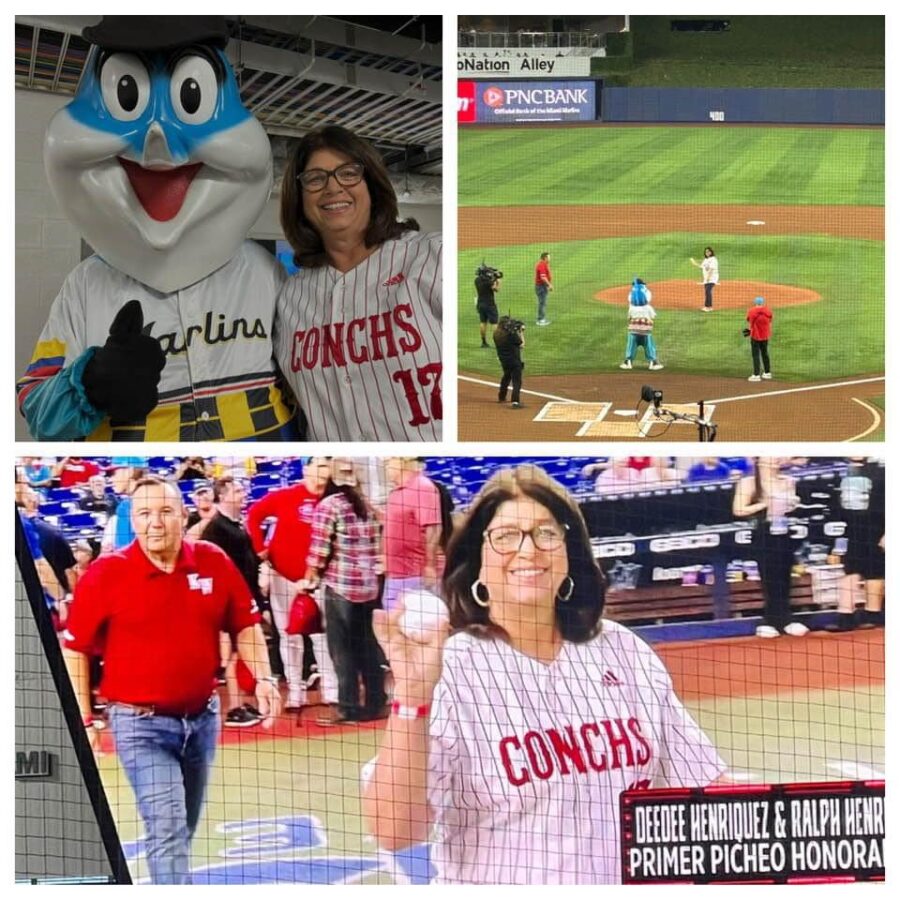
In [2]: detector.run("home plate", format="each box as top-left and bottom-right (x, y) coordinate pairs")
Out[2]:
(746, 220), (766, 226)
(613, 409), (638, 416)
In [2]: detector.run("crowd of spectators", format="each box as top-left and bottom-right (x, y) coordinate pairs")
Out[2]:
(17, 455), (883, 728)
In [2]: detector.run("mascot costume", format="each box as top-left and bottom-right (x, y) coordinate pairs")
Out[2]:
(18, 16), (297, 440)
(619, 277), (663, 370)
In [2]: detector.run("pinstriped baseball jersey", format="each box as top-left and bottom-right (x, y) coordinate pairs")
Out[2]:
(18, 241), (293, 441)
(274, 231), (442, 441)
(427, 620), (725, 884)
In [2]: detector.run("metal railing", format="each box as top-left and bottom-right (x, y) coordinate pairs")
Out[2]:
(458, 30), (605, 50)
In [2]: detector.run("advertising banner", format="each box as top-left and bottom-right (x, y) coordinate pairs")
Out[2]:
(458, 79), (596, 124)
(457, 50), (592, 78)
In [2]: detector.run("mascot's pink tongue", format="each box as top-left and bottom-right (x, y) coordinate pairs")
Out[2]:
(118, 158), (203, 222)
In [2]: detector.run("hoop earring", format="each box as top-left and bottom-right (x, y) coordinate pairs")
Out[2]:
(471, 580), (490, 608)
(557, 575), (574, 603)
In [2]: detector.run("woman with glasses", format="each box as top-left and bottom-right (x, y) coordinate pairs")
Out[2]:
(274, 126), (442, 441)
(362, 465), (726, 884)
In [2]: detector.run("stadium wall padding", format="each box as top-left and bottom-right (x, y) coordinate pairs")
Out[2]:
(601, 87), (884, 124)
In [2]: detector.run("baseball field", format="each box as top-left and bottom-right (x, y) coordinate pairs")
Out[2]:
(93, 629), (884, 883)
(458, 125), (884, 441)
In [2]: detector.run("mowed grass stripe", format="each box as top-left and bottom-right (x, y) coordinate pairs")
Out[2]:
(459, 126), (884, 207)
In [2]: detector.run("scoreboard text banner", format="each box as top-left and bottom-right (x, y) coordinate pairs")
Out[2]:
(621, 781), (884, 884)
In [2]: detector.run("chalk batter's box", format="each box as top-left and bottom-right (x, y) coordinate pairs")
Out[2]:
(620, 781), (885, 885)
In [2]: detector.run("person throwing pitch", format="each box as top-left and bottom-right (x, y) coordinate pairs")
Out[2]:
(362, 465), (727, 884)
(690, 246), (719, 311)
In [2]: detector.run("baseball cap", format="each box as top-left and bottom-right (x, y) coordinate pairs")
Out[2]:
(754, 296), (765, 305)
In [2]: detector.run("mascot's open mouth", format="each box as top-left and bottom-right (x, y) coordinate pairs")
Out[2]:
(118, 158), (203, 222)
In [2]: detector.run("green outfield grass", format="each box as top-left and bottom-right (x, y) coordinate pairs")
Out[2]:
(460, 235), (884, 381)
(98, 681), (884, 882)
(459, 127), (884, 208)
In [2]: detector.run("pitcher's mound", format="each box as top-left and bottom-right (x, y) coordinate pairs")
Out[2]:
(594, 280), (821, 309)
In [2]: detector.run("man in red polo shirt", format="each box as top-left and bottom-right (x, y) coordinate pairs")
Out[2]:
(746, 295), (773, 382)
(534, 251), (553, 325)
(63, 476), (279, 884)
(247, 457), (331, 709)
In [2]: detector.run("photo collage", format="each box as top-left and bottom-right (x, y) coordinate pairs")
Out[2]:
(14, 13), (885, 887)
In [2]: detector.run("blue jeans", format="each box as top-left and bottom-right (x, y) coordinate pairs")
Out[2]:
(109, 695), (220, 884)
(535, 284), (549, 320)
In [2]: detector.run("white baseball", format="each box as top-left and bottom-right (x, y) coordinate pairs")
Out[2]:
(399, 589), (449, 640)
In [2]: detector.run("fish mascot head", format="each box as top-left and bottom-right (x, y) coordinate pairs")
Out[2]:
(630, 277), (648, 306)
(43, 15), (272, 293)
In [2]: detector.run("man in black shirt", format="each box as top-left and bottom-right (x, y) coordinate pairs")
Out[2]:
(189, 476), (271, 726)
(78, 474), (118, 516)
(475, 264), (502, 348)
(493, 315), (525, 409)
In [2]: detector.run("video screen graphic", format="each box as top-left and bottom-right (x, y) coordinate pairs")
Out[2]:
(15, 455), (885, 884)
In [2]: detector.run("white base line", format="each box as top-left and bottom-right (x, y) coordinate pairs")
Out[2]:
(707, 376), (885, 405)
(849, 397), (883, 441)
(458, 376), (574, 404)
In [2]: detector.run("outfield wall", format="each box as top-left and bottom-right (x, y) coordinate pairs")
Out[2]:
(602, 87), (884, 124)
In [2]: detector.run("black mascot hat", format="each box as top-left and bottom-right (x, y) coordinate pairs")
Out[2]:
(82, 15), (231, 52)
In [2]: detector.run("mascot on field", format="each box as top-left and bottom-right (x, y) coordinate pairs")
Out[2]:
(619, 277), (664, 371)
(18, 15), (297, 440)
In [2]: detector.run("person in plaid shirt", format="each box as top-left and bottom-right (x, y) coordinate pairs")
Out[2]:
(305, 461), (385, 725)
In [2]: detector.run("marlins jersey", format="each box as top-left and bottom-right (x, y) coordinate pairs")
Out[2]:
(17, 241), (293, 441)
(426, 621), (726, 884)
(274, 231), (442, 441)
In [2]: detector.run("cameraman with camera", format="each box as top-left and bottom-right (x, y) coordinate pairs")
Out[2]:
(475, 264), (502, 348)
(493, 315), (525, 409)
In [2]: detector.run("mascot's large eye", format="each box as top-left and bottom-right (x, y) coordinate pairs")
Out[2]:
(170, 55), (218, 125)
(99, 53), (150, 121)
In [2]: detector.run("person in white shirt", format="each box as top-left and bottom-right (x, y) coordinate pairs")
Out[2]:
(274, 126), (442, 441)
(690, 246), (719, 311)
(363, 464), (726, 884)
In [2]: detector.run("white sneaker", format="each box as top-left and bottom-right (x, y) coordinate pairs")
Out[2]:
(649, 361), (664, 370)
(701, 307), (712, 312)
(536, 319), (550, 326)
(762, 372), (773, 380)
(755, 625), (780, 639)
(783, 622), (809, 637)
(748, 375), (761, 382)
(619, 360), (632, 369)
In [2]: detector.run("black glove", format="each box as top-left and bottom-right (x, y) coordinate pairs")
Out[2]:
(742, 328), (752, 337)
(82, 300), (166, 422)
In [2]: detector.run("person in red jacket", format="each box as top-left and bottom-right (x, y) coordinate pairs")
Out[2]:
(746, 296), (773, 382)
(246, 457), (331, 708)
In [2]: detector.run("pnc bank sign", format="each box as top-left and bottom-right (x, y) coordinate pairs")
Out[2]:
(458, 79), (596, 124)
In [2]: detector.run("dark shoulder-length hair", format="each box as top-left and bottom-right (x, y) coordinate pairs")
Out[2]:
(320, 478), (368, 521)
(280, 125), (419, 269)
(442, 465), (605, 643)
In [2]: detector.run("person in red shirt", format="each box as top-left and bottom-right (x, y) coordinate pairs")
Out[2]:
(534, 251), (553, 325)
(247, 457), (331, 709)
(62, 476), (279, 884)
(54, 456), (100, 488)
(746, 296), (773, 382)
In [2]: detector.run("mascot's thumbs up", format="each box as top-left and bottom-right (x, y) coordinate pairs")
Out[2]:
(82, 300), (166, 423)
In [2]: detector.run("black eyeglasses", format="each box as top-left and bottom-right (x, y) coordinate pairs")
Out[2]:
(297, 163), (365, 192)
(484, 523), (568, 554)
